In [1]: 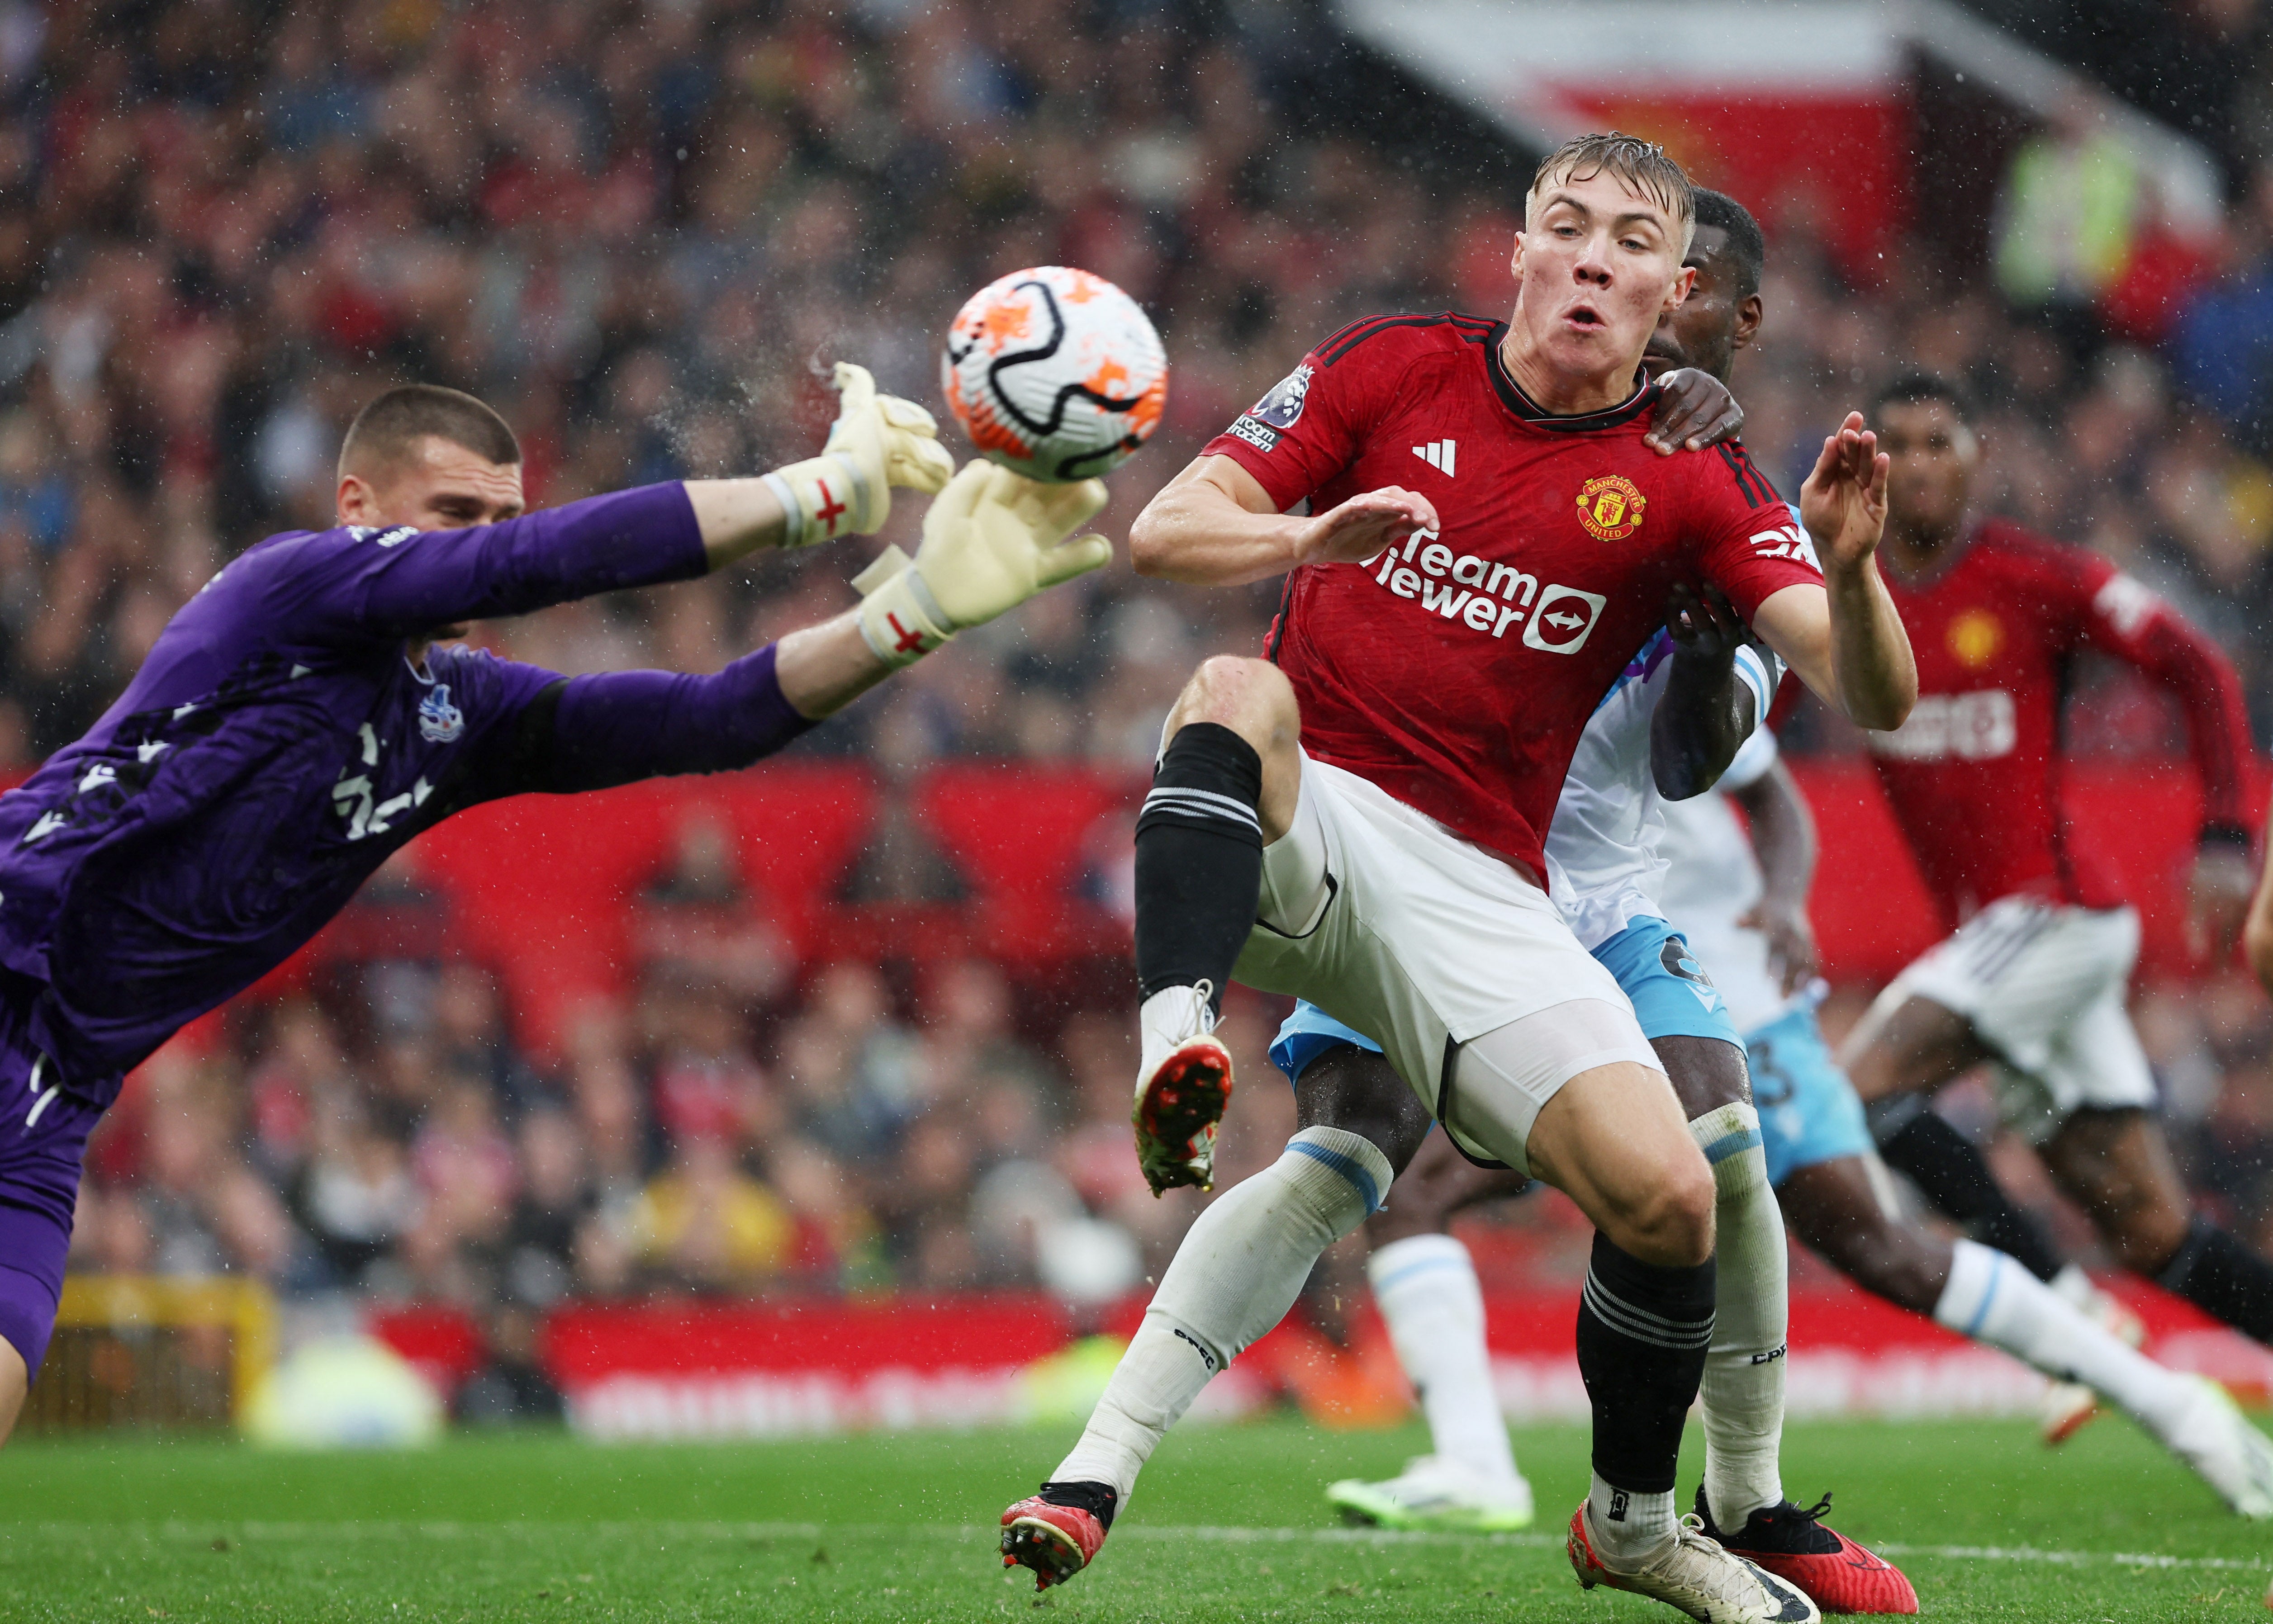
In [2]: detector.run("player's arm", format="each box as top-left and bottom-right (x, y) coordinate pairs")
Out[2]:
(687, 363), (954, 568)
(1749, 414), (1916, 731)
(2245, 815), (2273, 996)
(2076, 573), (2259, 959)
(289, 366), (954, 641)
(510, 462), (1113, 793)
(1127, 455), (1436, 586)
(1728, 750), (1821, 995)
(1651, 582), (1760, 800)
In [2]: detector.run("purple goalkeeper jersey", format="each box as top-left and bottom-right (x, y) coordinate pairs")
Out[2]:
(0, 482), (806, 1103)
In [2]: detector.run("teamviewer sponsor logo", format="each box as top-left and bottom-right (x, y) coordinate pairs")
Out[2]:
(1523, 584), (1606, 653)
(1364, 530), (1602, 652)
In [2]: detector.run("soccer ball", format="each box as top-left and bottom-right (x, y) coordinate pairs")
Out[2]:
(942, 265), (1168, 483)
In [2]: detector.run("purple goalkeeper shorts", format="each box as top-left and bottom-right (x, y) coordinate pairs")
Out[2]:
(0, 989), (102, 1378)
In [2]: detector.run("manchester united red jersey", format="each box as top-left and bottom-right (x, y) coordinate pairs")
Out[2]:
(1870, 516), (2253, 925)
(1202, 312), (1822, 878)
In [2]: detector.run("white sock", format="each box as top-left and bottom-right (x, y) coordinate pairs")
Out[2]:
(1934, 1239), (2192, 1435)
(1690, 1103), (1786, 1527)
(2049, 1261), (2097, 1311)
(1053, 1127), (1394, 1499)
(1367, 1234), (1523, 1492)
(1589, 1472), (1676, 1556)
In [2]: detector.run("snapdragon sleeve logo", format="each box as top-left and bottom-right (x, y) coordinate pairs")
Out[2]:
(1575, 474), (1647, 541)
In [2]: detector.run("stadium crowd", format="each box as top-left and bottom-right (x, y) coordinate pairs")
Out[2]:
(5, 0), (2273, 1384)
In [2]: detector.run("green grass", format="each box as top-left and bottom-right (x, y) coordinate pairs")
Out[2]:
(1, 1414), (2267, 1620)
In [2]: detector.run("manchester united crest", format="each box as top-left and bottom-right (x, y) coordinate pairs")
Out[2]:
(1947, 607), (2004, 668)
(1575, 474), (1647, 541)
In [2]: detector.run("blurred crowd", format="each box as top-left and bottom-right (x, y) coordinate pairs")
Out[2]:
(7, 0), (2273, 1372)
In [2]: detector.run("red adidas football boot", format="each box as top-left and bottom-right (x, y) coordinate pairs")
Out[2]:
(1001, 1487), (1113, 1591)
(1132, 981), (1234, 1194)
(1694, 1488), (1918, 1615)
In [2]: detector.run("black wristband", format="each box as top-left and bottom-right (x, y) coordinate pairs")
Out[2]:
(2200, 822), (2254, 853)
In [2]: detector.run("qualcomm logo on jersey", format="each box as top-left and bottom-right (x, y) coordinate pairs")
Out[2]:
(1865, 689), (2016, 762)
(417, 683), (465, 743)
(1365, 531), (1606, 653)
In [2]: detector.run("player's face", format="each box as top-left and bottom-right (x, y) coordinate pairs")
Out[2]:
(1642, 225), (1761, 385)
(336, 435), (527, 533)
(1511, 170), (1696, 386)
(1877, 398), (1978, 542)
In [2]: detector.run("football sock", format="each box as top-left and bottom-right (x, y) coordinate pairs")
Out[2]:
(2158, 1216), (2273, 1345)
(1134, 722), (1265, 1008)
(1033, 1480), (1118, 1530)
(1576, 1232), (1716, 1560)
(2049, 1262), (2101, 1312)
(1052, 1127), (1393, 1500)
(1367, 1234), (1524, 1494)
(1688, 1103), (1786, 1528)
(1870, 1098), (2066, 1282)
(1934, 1239), (2189, 1434)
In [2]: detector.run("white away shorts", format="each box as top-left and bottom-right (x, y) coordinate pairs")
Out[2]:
(1232, 752), (1661, 1174)
(1873, 895), (2153, 1143)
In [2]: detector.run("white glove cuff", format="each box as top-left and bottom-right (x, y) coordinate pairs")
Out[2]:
(853, 548), (954, 668)
(764, 453), (868, 549)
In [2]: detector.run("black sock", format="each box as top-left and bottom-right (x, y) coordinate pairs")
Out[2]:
(1575, 1232), (1716, 1495)
(1036, 1480), (1118, 1529)
(1870, 1098), (2066, 1283)
(1134, 722), (1264, 1009)
(2159, 1216), (2273, 1345)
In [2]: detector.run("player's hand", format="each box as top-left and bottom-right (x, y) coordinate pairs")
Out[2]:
(2187, 840), (2257, 964)
(765, 362), (957, 547)
(1798, 412), (1890, 574)
(1295, 487), (1439, 568)
(1644, 369), (1744, 455)
(854, 460), (1110, 665)
(826, 361), (957, 513)
(1738, 899), (1820, 995)
(1664, 582), (1751, 662)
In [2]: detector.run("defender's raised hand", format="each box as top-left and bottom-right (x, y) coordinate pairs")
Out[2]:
(1799, 411), (1891, 573)
(1665, 581), (1751, 661)
(854, 461), (1111, 666)
(764, 361), (957, 547)
(1643, 368), (1744, 455)
(1294, 487), (1441, 568)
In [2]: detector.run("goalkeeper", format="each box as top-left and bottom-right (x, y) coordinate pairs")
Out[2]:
(0, 369), (1111, 1439)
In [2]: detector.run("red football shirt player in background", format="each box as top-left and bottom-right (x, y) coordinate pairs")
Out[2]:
(1837, 371), (2273, 1361)
(1001, 134), (1914, 1624)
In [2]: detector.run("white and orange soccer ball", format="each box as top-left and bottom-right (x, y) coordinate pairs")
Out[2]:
(942, 266), (1167, 483)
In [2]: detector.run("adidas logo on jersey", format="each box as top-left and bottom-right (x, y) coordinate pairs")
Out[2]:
(1411, 440), (1456, 476)
(1363, 530), (1605, 653)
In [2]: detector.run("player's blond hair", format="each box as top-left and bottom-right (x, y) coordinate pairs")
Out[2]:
(1526, 133), (1696, 256)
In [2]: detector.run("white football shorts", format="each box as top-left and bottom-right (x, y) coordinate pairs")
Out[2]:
(1232, 751), (1661, 1174)
(1873, 895), (2152, 1143)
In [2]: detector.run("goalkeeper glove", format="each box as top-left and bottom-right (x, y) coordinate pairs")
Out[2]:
(762, 362), (955, 547)
(854, 460), (1112, 668)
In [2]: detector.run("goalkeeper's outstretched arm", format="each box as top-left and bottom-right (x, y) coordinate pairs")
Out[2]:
(310, 364), (959, 641)
(507, 458), (1113, 796)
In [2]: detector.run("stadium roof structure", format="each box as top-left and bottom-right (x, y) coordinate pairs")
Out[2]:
(1338, 0), (2224, 281)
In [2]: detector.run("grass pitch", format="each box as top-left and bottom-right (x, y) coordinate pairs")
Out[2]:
(2, 1413), (2268, 1620)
